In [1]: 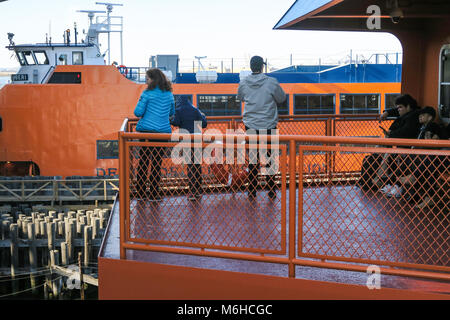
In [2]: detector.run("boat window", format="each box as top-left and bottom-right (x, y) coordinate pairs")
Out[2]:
(33, 51), (49, 65)
(72, 51), (84, 65)
(439, 45), (450, 121)
(294, 94), (335, 114)
(16, 51), (27, 66)
(197, 95), (241, 116)
(97, 140), (119, 159)
(48, 72), (82, 84)
(385, 93), (400, 111)
(58, 54), (68, 65)
(278, 94), (289, 115)
(23, 51), (36, 65)
(340, 94), (379, 114)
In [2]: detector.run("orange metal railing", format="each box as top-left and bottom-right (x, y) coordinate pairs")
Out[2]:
(118, 116), (450, 282)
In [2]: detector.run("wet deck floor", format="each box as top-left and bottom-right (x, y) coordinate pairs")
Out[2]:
(101, 186), (450, 294)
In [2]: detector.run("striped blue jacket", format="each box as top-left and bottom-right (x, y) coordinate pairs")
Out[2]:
(134, 87), (175, 133)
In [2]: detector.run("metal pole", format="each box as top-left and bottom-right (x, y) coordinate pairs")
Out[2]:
(107, 6), (111, 65)
(120, 30), (123, 65)
(120, 16), (123, 65)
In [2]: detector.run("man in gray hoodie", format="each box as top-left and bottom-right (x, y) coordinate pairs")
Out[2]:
(237, 55), (286, 199)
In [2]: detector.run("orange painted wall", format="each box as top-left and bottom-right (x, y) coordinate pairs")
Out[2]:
(0, 65), (399, 177)
(98, 257), (449, 300)
(394, 19), (450, 116)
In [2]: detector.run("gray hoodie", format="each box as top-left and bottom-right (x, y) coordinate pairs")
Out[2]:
(237, 73), (286, 130)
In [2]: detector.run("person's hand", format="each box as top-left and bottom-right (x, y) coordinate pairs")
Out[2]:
(380, 111), (389, 121)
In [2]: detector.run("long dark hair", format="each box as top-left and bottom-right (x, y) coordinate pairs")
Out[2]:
(146, 68), (172, 92)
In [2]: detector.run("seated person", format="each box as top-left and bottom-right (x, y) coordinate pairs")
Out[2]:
(381, 106), (442, 197)
(370, 94), (422, 189)
(414, 120), (450, 207)
(171, 95), (207, 200)
(380, 94), (422, 139)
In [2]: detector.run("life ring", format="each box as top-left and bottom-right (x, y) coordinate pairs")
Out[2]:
(118, 65), (128, 77)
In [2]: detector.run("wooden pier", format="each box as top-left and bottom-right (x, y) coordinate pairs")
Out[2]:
(0, 205), (110, 299)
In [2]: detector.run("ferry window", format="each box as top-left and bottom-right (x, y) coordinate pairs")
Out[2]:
(34, 51), (49, 65)
(278, 94), (289, 115)
(439, 46), (450, 120)
(72, 52), (83, 65)
(58, 54), (68, 65)
(294, 94), (335, 114)
(16, 51), (27, 66)
(23, 51), (36, 65)
(197, 95), (241, 116)
(385, 93), (400, 111)
(340, 94), (379, 114)
(48, 72), (82, 84)
(174, 95), (193, 108)
(97, 140), (119, 159)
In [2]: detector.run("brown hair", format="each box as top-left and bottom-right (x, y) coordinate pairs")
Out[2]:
(146, 68), (173, 92)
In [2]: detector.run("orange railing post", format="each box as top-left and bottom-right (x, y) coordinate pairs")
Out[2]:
(288, 139), (297, 278)
(118, 130), (126, 259)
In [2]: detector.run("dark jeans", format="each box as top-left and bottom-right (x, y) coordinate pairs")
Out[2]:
(245, 126), (277, 195)
(408, 154), (449, 200)
(136, 136), (167, 199)
(187, 148), (202, 195)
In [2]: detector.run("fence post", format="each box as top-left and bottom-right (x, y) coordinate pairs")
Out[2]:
(288, 139), (296, 278)
(119, 131), (126, 259)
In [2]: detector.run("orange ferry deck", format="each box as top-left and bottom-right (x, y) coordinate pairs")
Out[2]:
(100, 195), (450, 299)
(98, 124), (450, 300)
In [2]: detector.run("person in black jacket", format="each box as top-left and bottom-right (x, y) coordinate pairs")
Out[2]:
(372, 94), (422, 189)
(381, 106), (443, 198)
(171, 95), (207, 200)
(380, 94), (422, 139)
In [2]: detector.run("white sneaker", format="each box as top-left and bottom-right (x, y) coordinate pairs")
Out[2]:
(387, 184), (403, 198)
(380, 184), (393, 194)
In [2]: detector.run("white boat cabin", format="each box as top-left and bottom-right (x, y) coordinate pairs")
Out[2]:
(8, 43), (104, 84)
(5, 7), (117, 84)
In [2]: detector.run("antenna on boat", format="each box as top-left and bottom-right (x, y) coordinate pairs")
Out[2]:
(195, 56), (207, 72)
(77, 10), (106, 26)
(95, 2), (123, 65)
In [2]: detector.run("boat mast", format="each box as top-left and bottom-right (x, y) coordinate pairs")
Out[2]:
(95, 2), (123, 65)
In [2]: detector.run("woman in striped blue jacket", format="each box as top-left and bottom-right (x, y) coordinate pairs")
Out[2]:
(134, 68), (175, 200)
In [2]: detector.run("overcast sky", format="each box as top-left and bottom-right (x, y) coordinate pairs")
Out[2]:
(0, 0), (403, 70)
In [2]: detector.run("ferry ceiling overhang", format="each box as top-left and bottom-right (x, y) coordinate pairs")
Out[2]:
(273, 0), (450, 110)
(274, 0), (450, 32)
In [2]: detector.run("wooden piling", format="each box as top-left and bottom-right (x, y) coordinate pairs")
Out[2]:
(61, 242), (68, 266)
(84, 226), (92, 267)
(50, 250), (60, 299)
(66, 221), (76, 263)
(92, 218), (99, 240)
(47, 222), (55, 253)
(10, 224), (19, 294)
(27, 223), (38, 295)
(58, 221), (65, 238)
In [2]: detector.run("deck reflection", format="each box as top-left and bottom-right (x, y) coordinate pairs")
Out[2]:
(102, 185), (449, 293)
